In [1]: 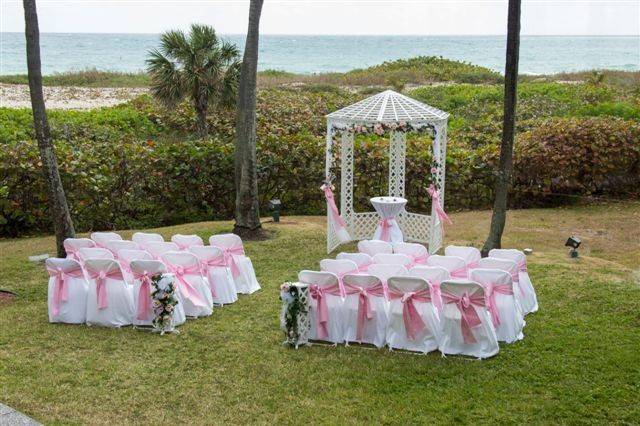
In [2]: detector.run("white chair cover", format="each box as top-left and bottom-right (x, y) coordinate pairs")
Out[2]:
(132, 232), (164, 249)
(63, 238), (95, 262)
(129, 259), (186, 327)
(469, 268), (524, 343)
(476, 257), (525, 313)
(45, 258), (89, 324)
(84, 259), (134, 327)
(209, 234), (261, 295)
(408, 265), (450, 313)
(189, 245), (238, 305)
(299, 270), (344, 344)
(320, 259), (359, 295)
(392, 242), (429, 266)
(438, 280), (499, 359)
(488, 249), (538, 314)
(341, 274), (389, 347)
(90, 232), (122, 248)
(105, 240), (140, 258)
(336, 252), (373, 273)
(117, 249), (152, 283)
(367, 263), (408, 298)
(161, 252), (213, 317)
(372, 253), (413, 268)
(357, 239), (393, 256)
(78, 247), (114, 262)
(386, 276), (440, 353)
(171, 234), (204, 251)
(145, 241), (180, 260)
(426, 255), (468, 279)
(444, 245), (481, 268)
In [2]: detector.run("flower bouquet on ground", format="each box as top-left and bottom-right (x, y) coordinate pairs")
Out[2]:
(151, 273), (179, 335)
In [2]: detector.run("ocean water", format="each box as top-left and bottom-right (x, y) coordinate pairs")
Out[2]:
(0, 32), (638, 75)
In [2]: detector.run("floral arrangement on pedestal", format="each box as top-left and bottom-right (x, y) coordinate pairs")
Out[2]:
(280, 282), (310, 348)
(151, 274), (179, 335)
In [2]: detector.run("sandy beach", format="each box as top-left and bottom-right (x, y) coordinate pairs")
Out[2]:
(0, 83), (148, 110)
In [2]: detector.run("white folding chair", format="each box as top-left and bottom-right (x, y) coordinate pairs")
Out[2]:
(372, 253), (413, 269)
(117, 249), (153, 283)
(132, 232), (164, 249)
(342, 274), (388, 347)
(392, 242), (429, 266)
(426, 255), (468, 279)
(78, 247), (114, 263)
(209, 234), (261, 295)
(489, 249), (538, 314)
(145, 241), (180, 260)
(386, 276), (440, 353)
(129, 259), (186, 327)
(408, 265), (450, 313)
(190, 246), (238, 305)
(299, 270), (344, 344)
(63, 238), (95, 262)
(105, 240), (140, 258)
(90, 232), (122, 248)
(469, 268), (524, 343)
(367, 263), (408, 298)
(84, 258), (134, 327)
(475, 257), (525, 312)
(171, 234), (204, 251)
(161, 252), (213, 317)
(320, 259), (358, 296)
(357, 239), (393, 257)
(336, 252), (373, 273)
(445, 245), (481, 268)
(439, 280), (499, 359)
(45, 258), (89, 324)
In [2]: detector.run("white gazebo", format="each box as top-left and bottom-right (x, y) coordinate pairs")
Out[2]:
(324, 90), (450, 253)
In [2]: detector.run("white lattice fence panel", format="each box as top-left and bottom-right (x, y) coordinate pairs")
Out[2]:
(347, 212), (380, 241)
(397, 212), (431, 242)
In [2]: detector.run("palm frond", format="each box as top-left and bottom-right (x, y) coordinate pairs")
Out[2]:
(160, 30), (192, 64)
(146, 49), (187, 107)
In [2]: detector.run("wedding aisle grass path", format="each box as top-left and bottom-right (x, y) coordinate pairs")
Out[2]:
(1, 202), (639, 424)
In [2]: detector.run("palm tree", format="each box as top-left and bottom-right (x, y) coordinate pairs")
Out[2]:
(482, 0), (522, 256)
(234, 0), (265, 239)
(23, 0), (75, 257)
(146, 24), (241, 137)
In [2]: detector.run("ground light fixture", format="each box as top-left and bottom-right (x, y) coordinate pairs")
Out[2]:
(565, 236), (581, 258)
(269, 199), (281, 222)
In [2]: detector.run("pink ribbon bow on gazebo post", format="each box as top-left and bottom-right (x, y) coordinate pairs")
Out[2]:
(46, 266), (85, 316)
(321, 184), (351, 243)
(344, 283), (386, 342)
(309, 283), (343, 340)
(87, 268), (125, 310)
(441, 290), (485, 344)
(169, 264), (206, 307)
(388, 288), (432, 341)
(484, 282), (514, 327)
(213, 245), (244, 279)
(428, 184), (452, 235)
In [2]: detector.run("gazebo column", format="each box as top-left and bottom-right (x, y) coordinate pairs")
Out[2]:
(429, 121), (448, 253)
(388, 131), (406, 198)
(340, 131), (355, 230)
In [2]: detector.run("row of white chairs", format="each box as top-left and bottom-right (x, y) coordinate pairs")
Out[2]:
(46, 232), (261, 327)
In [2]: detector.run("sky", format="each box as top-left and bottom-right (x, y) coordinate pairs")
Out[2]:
(0, 0), (638, 36)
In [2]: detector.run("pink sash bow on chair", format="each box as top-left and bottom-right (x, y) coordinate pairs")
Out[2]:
(344, 283), (386, 342)
(200, 257), (227, 299)
(409, 253), (429, 267)
(87, 268), (125, 310)
(379, 218), (393, 242)
(309, 284), (342, 340)
(441, 291), (485, 344)
(484, 283), (514, 327)
(214, 245), (244, 278)
(449, 266), (468, 279)
(46, 266), (85, 316)
(428, 280), (443, 312)
(133, 270), (154, 320)
(428, 184), (452, 235)
(356, 262), (372, 273)
(388, 288), (432, 341)
(168, 264), (206, 307)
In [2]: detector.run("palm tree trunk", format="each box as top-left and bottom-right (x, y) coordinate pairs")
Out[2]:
(23, 0), (75, 257)
(234, 0), (265, 239)
(195, 93), (208, 137)
(482, 0), (521, 256)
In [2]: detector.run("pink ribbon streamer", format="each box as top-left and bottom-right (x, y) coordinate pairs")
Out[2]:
(428, 184), (452, 235)
(484, 283), (514, 327)
(322, 184), (349, 234)
(87, 268), (125, 310)
(309, 283), (343, 340)
(213, 245), (244, 278)
(441, 290), (485, 344)
(133, 270), (154, 320)
(168, 264), (206, 307)
(388, 288), (432, 340)
(378, 217), (393, 242)
(344, 283), (386, 342)
(46, 266), (85, 316)
(429, 280), (443, 312)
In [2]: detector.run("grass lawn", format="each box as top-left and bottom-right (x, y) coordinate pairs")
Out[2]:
(1, 202), (639, 424)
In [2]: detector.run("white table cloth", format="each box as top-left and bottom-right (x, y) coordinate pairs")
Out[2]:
(370, 196), (407, 243)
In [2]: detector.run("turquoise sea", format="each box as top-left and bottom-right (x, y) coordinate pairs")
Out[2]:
(0, 33), (638, 75)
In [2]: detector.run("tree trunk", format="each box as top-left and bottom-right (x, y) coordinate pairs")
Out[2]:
(234, 0), (265, 239)
(482, 0), (521, 256)
(195, 92), (208, 137)
(23, 0), (75, 257)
